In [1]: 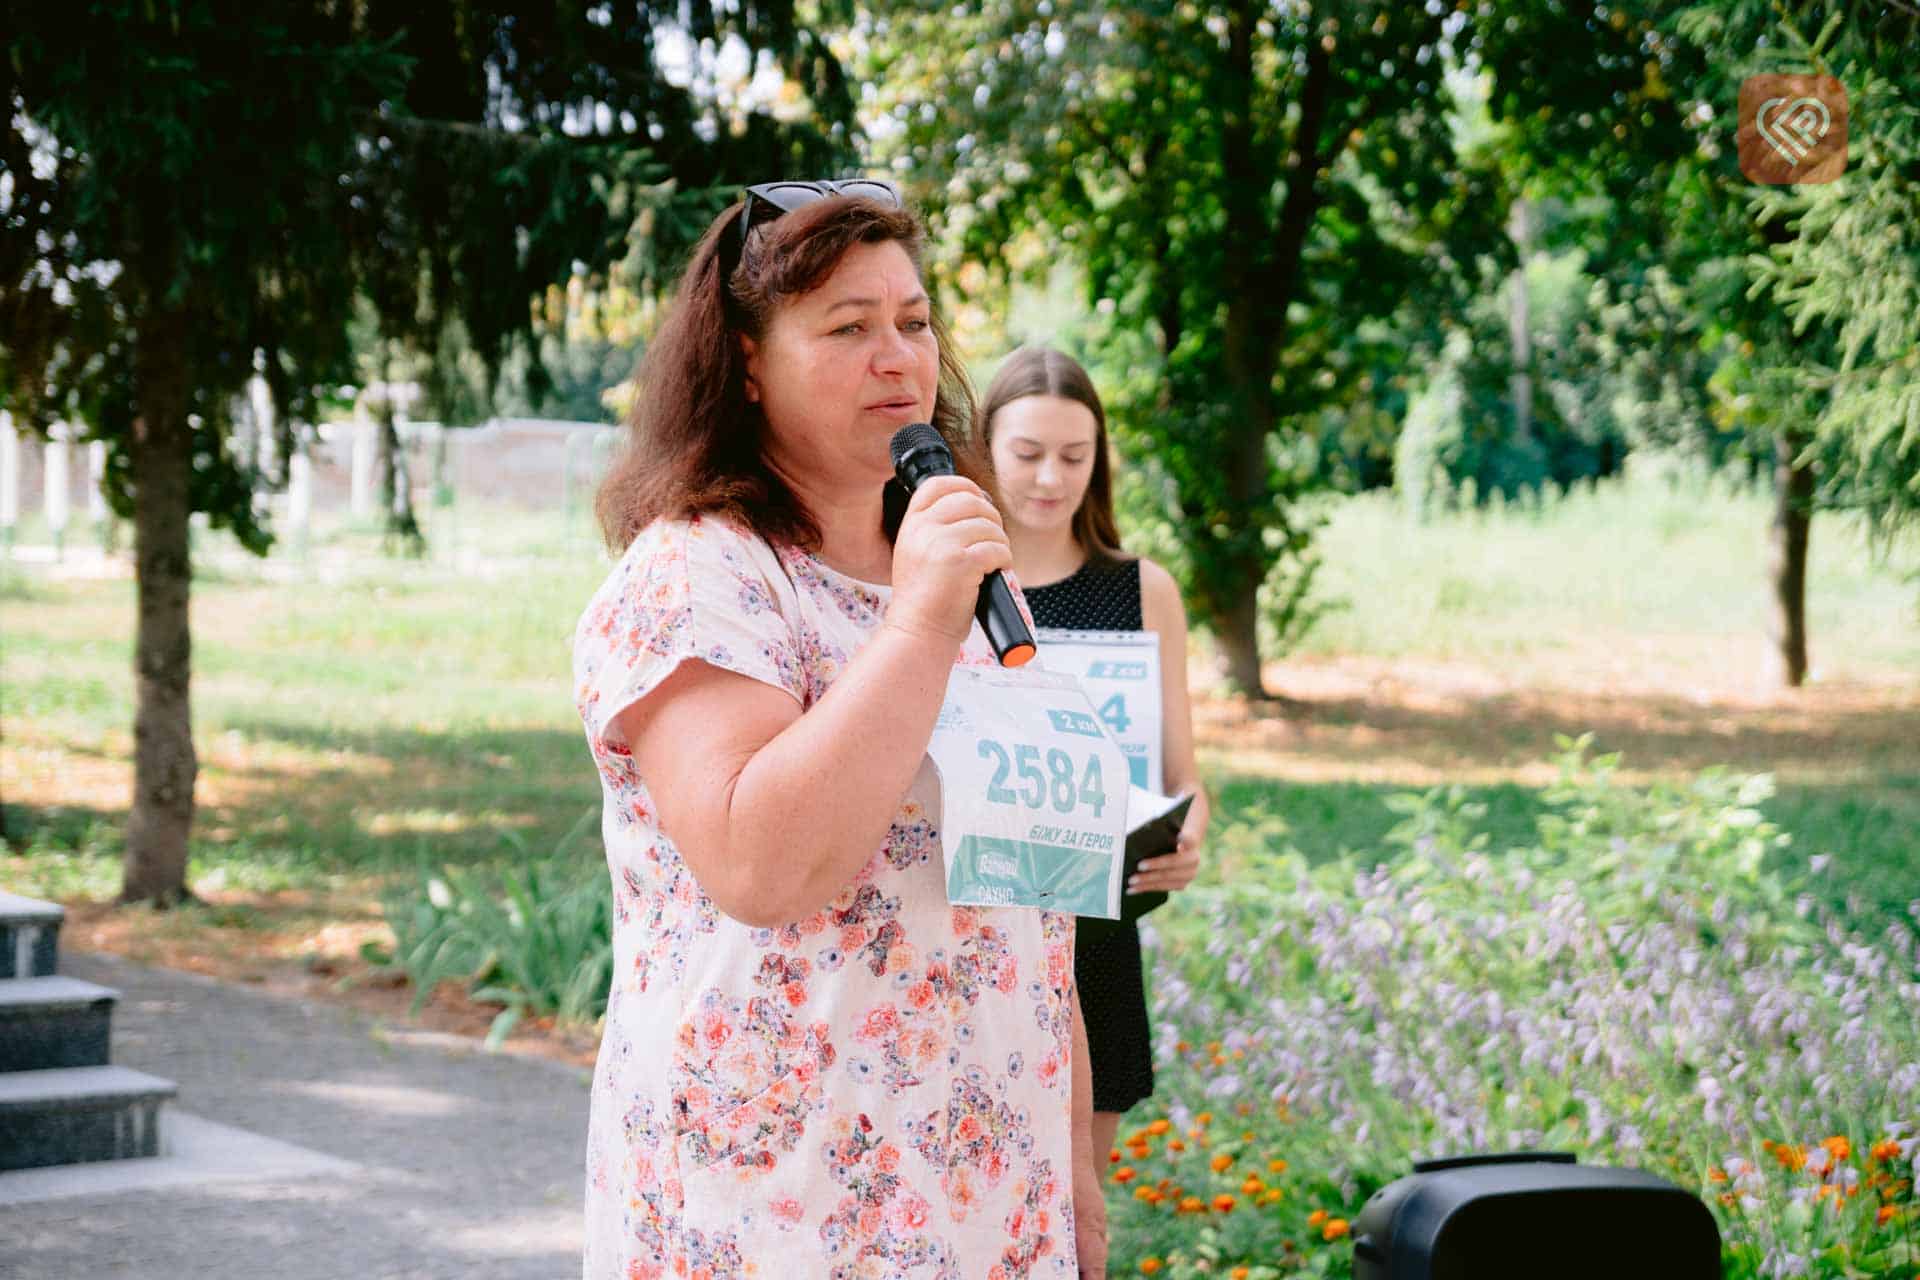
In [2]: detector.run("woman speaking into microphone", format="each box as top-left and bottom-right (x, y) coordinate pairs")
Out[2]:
(574, 181), (1106, 1278)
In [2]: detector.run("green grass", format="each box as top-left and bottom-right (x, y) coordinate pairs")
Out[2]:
(3, 504), (612, 899)
(1301, 463), (1920, 677)
(1205, 773), (1919, 927)
(3, 473), (1914, 934)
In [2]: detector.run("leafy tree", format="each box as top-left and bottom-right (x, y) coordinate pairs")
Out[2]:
(866, 0), (1507, 695)
(3, 0), (852, 903)
(1474, 0), (1920, 685)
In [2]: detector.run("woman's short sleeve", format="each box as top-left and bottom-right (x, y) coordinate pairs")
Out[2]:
(573, 517), (805, 752)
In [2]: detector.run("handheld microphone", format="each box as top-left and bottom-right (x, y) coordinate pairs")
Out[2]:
(889, 422), (1037, 668)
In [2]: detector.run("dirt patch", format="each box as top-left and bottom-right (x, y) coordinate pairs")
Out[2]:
(1194, 653), (1920, 785)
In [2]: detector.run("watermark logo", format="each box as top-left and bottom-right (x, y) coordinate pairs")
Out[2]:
(1739, 75), (1848, 184)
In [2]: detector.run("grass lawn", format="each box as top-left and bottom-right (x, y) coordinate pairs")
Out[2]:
(3, 467), (1916, 974)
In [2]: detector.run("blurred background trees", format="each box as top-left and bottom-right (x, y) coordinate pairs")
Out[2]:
(4, 0), (854, 903)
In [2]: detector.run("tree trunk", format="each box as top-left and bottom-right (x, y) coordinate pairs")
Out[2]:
(1507, 198), (1534, 447)
(1202, 4), (1335, 698)
(1769, 427), (1814, 687)
(1213, 594), (1265, 700)
(121, 311), (197, 907)
(376, 374), (424, 555)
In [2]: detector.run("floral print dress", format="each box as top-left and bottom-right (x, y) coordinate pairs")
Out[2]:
(572, 515), (1079, 1279)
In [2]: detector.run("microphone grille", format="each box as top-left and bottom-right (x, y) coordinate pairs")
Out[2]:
(889, 422), (949, 470)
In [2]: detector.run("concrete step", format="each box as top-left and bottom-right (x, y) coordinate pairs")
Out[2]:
(0, 1065), (177, 1171)
(0, 976), (117, 1073)
(0, 891), (64, 979)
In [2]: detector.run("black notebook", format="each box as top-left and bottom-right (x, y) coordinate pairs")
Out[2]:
(1078, 789), (1193, 936)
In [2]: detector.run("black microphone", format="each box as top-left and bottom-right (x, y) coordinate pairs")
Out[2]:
(889, 422), (1037, 668)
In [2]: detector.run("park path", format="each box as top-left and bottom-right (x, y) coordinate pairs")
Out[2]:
(0, 950), (588, 1279)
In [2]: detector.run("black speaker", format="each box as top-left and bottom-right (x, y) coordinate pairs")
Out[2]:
(1350, 1152), (1721, 1280)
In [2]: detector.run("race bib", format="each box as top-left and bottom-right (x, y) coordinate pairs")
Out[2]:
(1034, 628), (1163, 791)
(926, 665), (1130, 918)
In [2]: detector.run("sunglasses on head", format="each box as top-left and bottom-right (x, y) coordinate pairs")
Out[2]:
(722, 178), (904, 287)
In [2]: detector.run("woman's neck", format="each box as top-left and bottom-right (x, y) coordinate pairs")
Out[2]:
(1008, 520), (1086, 588)
(793, 483), (892, 583)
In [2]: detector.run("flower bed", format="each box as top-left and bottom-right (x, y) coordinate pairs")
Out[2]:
(1110, 743), (1919, 1278)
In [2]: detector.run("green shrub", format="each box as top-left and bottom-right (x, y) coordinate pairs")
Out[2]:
(371, 809), (610, 1047)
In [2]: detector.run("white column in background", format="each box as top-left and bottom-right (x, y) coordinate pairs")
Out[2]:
(87, 440), (109, 525)
(350, 406), (376, 517)
(249, 374), (278, 480)
(44, 422), (71, 545)
(287, 440), (313, 550)
(1, 412), (19, 541)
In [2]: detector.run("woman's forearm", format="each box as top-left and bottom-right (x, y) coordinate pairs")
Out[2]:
(722, 620), (958, 924)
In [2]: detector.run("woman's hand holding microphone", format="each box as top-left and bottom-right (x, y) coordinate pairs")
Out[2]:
(883, 475), (1014, 650)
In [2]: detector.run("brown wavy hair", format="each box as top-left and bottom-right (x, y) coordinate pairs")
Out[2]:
(596, 193), (989, 552)
(981, 345), (1129, 565)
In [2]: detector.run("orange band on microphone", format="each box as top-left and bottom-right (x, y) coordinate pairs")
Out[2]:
(1001, 643), (1036, 668)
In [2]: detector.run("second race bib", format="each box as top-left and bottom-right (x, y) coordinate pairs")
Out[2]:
(1035, 628), (1163, 791)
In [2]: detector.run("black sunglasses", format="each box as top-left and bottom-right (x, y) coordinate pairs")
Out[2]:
(722, 179), (904, 287)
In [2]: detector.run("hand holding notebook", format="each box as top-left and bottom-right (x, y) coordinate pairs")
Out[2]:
(1079, 786), (1194, 935)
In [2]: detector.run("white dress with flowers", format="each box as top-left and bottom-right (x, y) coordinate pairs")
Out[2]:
(572, 515), (1079, 1280)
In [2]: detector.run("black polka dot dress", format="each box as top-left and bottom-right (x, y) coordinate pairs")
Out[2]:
(1023, 555), (1157, 1116)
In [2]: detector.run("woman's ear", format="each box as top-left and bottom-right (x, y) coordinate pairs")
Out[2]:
(739, 334), (762, 403)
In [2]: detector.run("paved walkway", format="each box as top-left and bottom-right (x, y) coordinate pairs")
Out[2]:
(0, 951), (590, 1279)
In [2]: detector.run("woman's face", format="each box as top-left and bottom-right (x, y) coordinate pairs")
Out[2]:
(988, 394), (1099, 535)
(743, 238), (939, 493)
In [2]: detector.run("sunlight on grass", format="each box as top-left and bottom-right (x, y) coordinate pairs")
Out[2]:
(3, 480), (1913, 932)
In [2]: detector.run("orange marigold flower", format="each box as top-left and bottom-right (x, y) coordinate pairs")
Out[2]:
(1128, 1144), (1152, 1161)
(1774, 1144), (1807, 1172)
(1718, 1193), (1736, 1207)
(1110, 1149), (1123, 1164)
(1872, 1139), (1903, 1163)
(1761, 1139), (1777, 1152)
(1242, 1177), (1266, 1196)
(1231, 1269), (1251, 1280)
(1308, 1209), (1329, 1227)
(1212, 1153), (1235, 1173)
(1148, 1119), (1172, 1136)
(1188, 1127), (1204, 1140)
(1708, 1167), (1728, 1184)
(1207, 1042), (1222, 1054)
(1237, 1103), (1253, 1117)
(1323, 1217), (1351, 1241)
(1212, 1194), (1237, 1213)
(1179, 1196), (1206, 1214)
(1176, 1040), (1191, 1053)
(1212, 1054), (1228, 1067)
(1262, 1190), (1285, 1206)
(1824, 1136), (1852, 1162)
(1169, 1138), (1187, 1153)
(1114, 1167), (1137, 1184)
(1134, 1186), (1158, 1202)
(1877, 1204), (1899, 1227)
(1139, 1260), (1163, 1275)
(1268, 1158), (1289, 1175)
